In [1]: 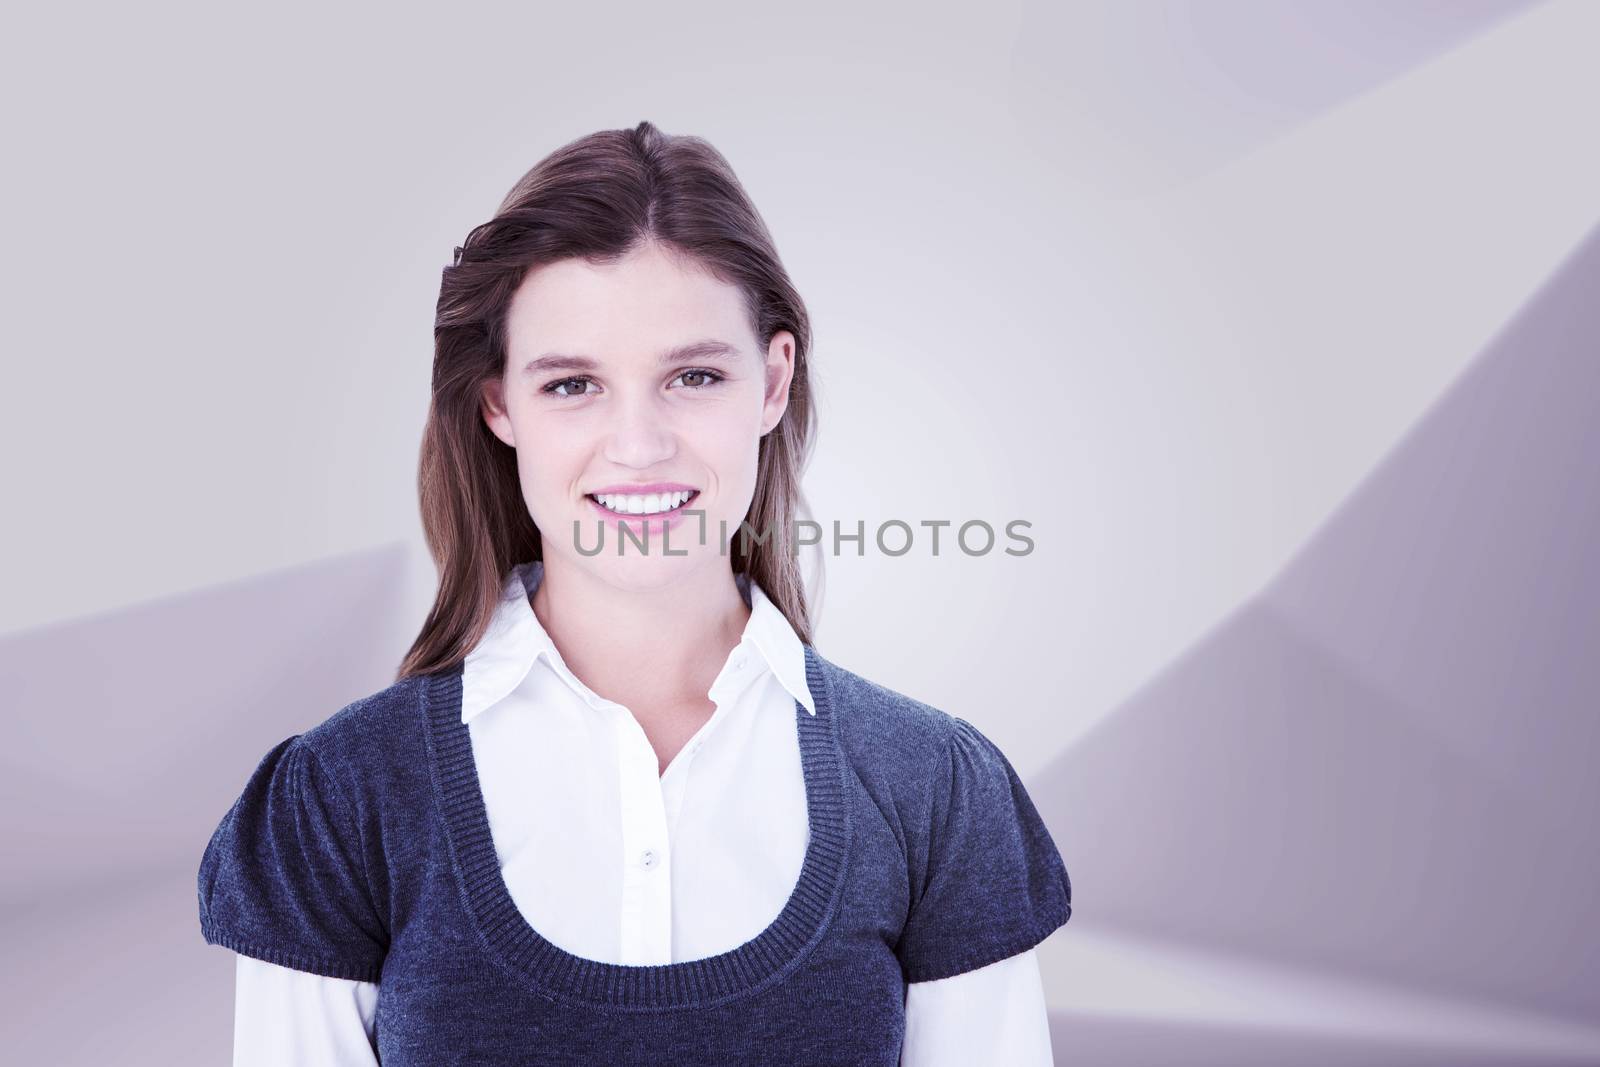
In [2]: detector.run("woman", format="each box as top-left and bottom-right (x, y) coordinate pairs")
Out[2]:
(198, 121), (1072, 1065)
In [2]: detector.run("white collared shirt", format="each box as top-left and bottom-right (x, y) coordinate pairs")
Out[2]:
(230, 562), (1054, 1065)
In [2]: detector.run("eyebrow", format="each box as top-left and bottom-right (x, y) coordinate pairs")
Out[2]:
(520, 339), (742, 376)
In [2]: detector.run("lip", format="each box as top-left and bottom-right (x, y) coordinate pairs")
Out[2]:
(587, 482), (699, 495)
(585, 488), (701, 531)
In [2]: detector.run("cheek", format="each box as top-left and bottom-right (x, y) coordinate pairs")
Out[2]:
(510, 419), (582, 496)
(695, 430), (763, 522)
(697, 420), (760, 479)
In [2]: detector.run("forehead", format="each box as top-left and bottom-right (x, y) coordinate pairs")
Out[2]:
(505, 243), (751, 360)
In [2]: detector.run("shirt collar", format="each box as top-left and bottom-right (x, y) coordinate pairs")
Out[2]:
(461, 560), (816, 724)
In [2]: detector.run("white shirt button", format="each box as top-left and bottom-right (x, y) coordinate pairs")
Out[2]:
(731, 650), (747, 671)
(640, 848), (659, 870)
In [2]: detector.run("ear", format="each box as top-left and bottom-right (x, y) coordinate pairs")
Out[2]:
(760, 330), (797, 437)
(480, 377), (516, 448)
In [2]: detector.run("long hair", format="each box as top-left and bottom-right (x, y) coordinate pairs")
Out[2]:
(396, 121), (818, 681)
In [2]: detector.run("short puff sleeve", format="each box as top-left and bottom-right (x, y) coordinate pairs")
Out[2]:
(895, 716), (1073, 983)
(197, 735), (388, 982)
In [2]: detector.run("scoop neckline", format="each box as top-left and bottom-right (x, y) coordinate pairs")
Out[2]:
(420, 641), (853, 1011)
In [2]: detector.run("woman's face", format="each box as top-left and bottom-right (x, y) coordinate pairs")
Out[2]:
(481, 240), (795, 588)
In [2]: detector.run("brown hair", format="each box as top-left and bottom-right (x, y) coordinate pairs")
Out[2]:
(396, 121), (818, 682)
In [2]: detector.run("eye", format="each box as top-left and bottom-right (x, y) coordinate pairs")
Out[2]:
(674, 368), (726, 389)
(540, 368), (725, 399)
(542, 375), (597, 398)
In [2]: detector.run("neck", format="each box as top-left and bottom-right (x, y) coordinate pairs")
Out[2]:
(530, 557), (751, 715)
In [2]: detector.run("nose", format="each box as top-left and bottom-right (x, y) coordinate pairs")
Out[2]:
(600, 389), (678, 470)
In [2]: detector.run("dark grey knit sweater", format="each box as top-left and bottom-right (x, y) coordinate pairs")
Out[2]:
(198, 643), (1072, 1065)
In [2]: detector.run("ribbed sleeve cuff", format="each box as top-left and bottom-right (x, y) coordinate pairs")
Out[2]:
(200, 919), (384, 984)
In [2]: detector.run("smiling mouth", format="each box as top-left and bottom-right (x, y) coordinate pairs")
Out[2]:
(586, 489), (701, 517)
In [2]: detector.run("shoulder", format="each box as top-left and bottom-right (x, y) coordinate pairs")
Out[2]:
(289, 672), (438, 811)
(198, 687), (410, 981)
(807, 646), (1051, 842)
(808, 653), (1074, 982)
(808, 646), (966, 799)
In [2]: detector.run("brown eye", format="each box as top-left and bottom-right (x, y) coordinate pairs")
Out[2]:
(543, 376), (596, 398)
(676, 369), (726, 389)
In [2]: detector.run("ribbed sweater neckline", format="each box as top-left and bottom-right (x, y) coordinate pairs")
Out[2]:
(421, 641), (853, 1011)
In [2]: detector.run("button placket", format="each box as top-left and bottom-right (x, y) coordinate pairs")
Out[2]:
(613, 707), (673, 965)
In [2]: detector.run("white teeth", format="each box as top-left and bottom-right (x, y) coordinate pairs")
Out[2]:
(592, 490), (694, 515)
